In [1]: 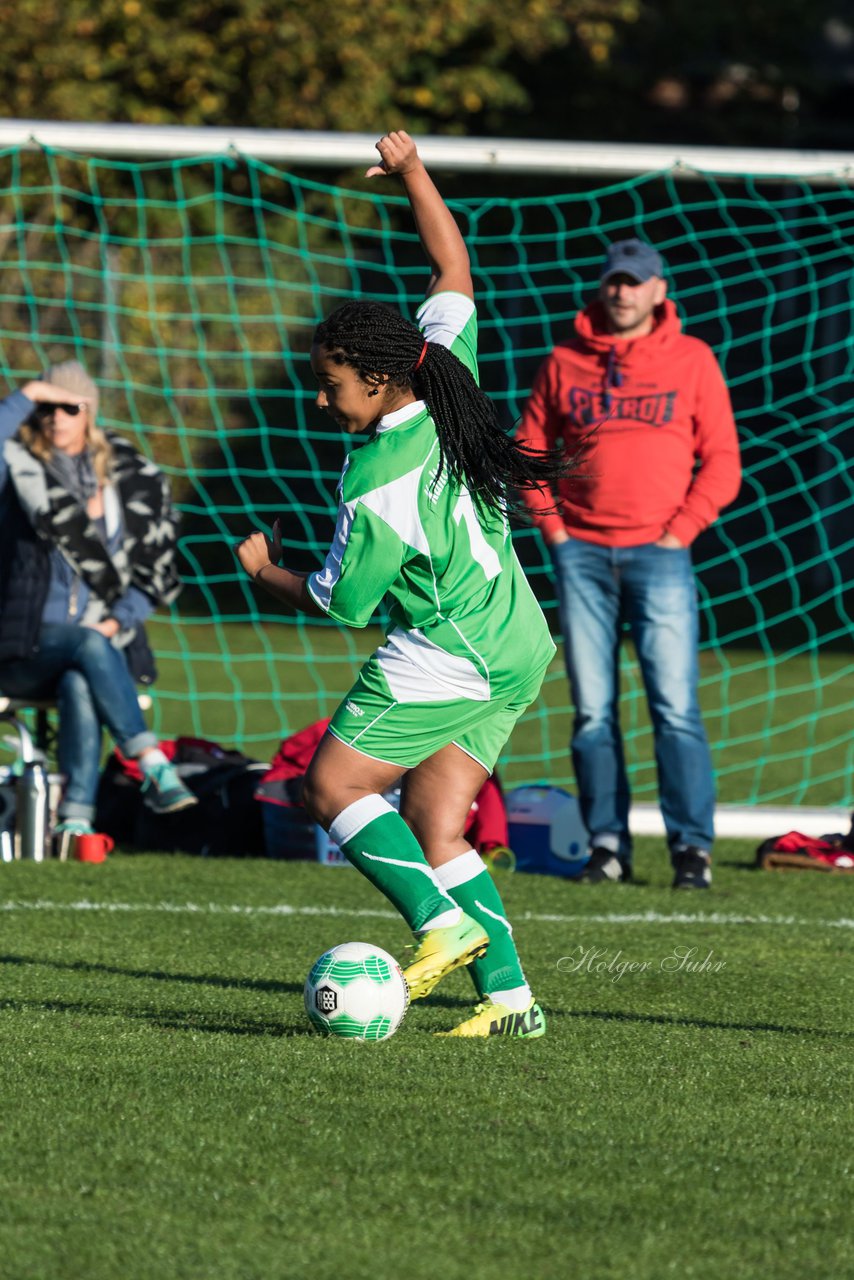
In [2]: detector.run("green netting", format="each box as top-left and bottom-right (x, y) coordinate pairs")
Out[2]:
(0, 144), (851, 808)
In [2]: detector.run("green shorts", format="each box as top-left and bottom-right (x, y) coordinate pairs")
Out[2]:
(327, 648), (550, 774)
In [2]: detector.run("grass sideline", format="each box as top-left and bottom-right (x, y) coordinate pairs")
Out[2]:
(1, 839), (853, 1280)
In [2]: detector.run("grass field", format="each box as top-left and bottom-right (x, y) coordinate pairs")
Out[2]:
(141, 619), (854, 809)
(2, 840), (853, 1280)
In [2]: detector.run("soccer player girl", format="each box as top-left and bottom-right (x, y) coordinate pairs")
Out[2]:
(236, 130), (573, 1038)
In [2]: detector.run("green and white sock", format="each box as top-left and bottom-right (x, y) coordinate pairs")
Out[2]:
(329, 796), (456, 933)
(435, 849), (531, 1006)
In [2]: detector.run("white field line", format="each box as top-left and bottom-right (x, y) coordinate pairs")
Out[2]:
(1, 899), (853, 930)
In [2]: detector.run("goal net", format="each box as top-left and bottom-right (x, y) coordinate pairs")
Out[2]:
(0, 139), (850, 813)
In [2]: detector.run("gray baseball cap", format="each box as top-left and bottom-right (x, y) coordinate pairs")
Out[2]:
(600, 238), (664, 283)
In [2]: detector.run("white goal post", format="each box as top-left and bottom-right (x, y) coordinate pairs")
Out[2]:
(1, 118), (853, 181)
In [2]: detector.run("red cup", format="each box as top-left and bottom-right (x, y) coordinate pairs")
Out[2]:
(73, 833), (114, 863)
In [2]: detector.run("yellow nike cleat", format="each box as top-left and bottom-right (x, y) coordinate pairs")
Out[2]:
(436, 998), (547, 1038)
(402, 913), (489, 1002)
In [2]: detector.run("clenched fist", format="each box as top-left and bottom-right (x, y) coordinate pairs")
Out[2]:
(235, 518), (282, 579)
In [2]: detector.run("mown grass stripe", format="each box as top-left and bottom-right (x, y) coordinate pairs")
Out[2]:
(1, 898), (852, 929)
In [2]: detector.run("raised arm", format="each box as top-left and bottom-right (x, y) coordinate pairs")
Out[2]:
(367, 130), (473, 301)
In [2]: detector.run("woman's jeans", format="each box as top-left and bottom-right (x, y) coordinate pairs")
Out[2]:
(551, 538), (715, 860)
(0, 625), (156, 821)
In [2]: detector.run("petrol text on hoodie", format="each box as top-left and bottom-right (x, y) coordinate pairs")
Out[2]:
(517, 298), (741, 547)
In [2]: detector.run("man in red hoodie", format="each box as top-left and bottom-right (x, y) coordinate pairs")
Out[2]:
(517, 238), (741, 889)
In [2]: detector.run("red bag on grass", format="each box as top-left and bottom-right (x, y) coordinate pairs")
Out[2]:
(756, 830), (854, 872)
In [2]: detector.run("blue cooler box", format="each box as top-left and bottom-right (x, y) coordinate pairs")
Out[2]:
(313, 826), (350, 866)
(506, 785), (590, 879)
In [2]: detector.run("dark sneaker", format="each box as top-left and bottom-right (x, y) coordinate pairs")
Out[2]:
(578, 846), (632, 883)
(672, 847), (712, 889)
(141, 762), (198, 815)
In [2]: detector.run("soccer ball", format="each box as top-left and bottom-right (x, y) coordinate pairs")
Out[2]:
(304, 941), (410, 1041)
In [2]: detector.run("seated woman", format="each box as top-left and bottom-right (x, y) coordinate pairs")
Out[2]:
(0, 359), (196, 836)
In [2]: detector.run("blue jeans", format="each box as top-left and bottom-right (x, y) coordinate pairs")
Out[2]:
(0, 625), (156, 822)
(551, 538), (715, 860)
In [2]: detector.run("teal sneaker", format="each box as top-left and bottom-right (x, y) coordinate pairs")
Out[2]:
(54, 819), (95, 837)
(54, 818), (95, 861)
(437, 998), (547, 1039)
(141, 762), (198, 815)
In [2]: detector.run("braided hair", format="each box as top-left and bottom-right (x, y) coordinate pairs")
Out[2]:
(313, 299), (576, 516)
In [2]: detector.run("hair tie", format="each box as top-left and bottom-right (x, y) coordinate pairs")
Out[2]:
(413, 340), (428, 374)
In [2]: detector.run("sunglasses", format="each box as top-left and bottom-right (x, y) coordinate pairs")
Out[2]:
(36, 402), (86, 417)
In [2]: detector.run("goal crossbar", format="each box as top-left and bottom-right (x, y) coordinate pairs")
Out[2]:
(1, 118), (853, 181)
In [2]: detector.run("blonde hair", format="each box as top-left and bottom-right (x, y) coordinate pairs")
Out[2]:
(18, 359), (113, 486)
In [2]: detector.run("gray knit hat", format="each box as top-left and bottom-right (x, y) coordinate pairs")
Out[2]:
(44, 360), (99, 423)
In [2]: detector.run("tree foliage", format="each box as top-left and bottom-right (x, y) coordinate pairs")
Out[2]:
(0, 0), (849, 146)
(542, 0), (853, 148)
(0, 0), (637, 134)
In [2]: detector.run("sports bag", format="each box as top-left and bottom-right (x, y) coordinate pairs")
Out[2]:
(95, 737), (266, 856)
(756, 829), (854, 872)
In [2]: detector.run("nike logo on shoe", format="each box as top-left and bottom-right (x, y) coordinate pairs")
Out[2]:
(491, 1003), (546, 1037)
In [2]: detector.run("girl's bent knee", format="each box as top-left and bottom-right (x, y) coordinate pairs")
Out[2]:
(302, 773), (325, 824)
(301, 773), (329, 827)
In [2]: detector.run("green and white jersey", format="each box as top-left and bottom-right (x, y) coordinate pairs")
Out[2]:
(307, 292), (555, 704)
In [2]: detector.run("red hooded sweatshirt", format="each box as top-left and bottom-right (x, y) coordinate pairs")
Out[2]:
(517, 298), (741, 547)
